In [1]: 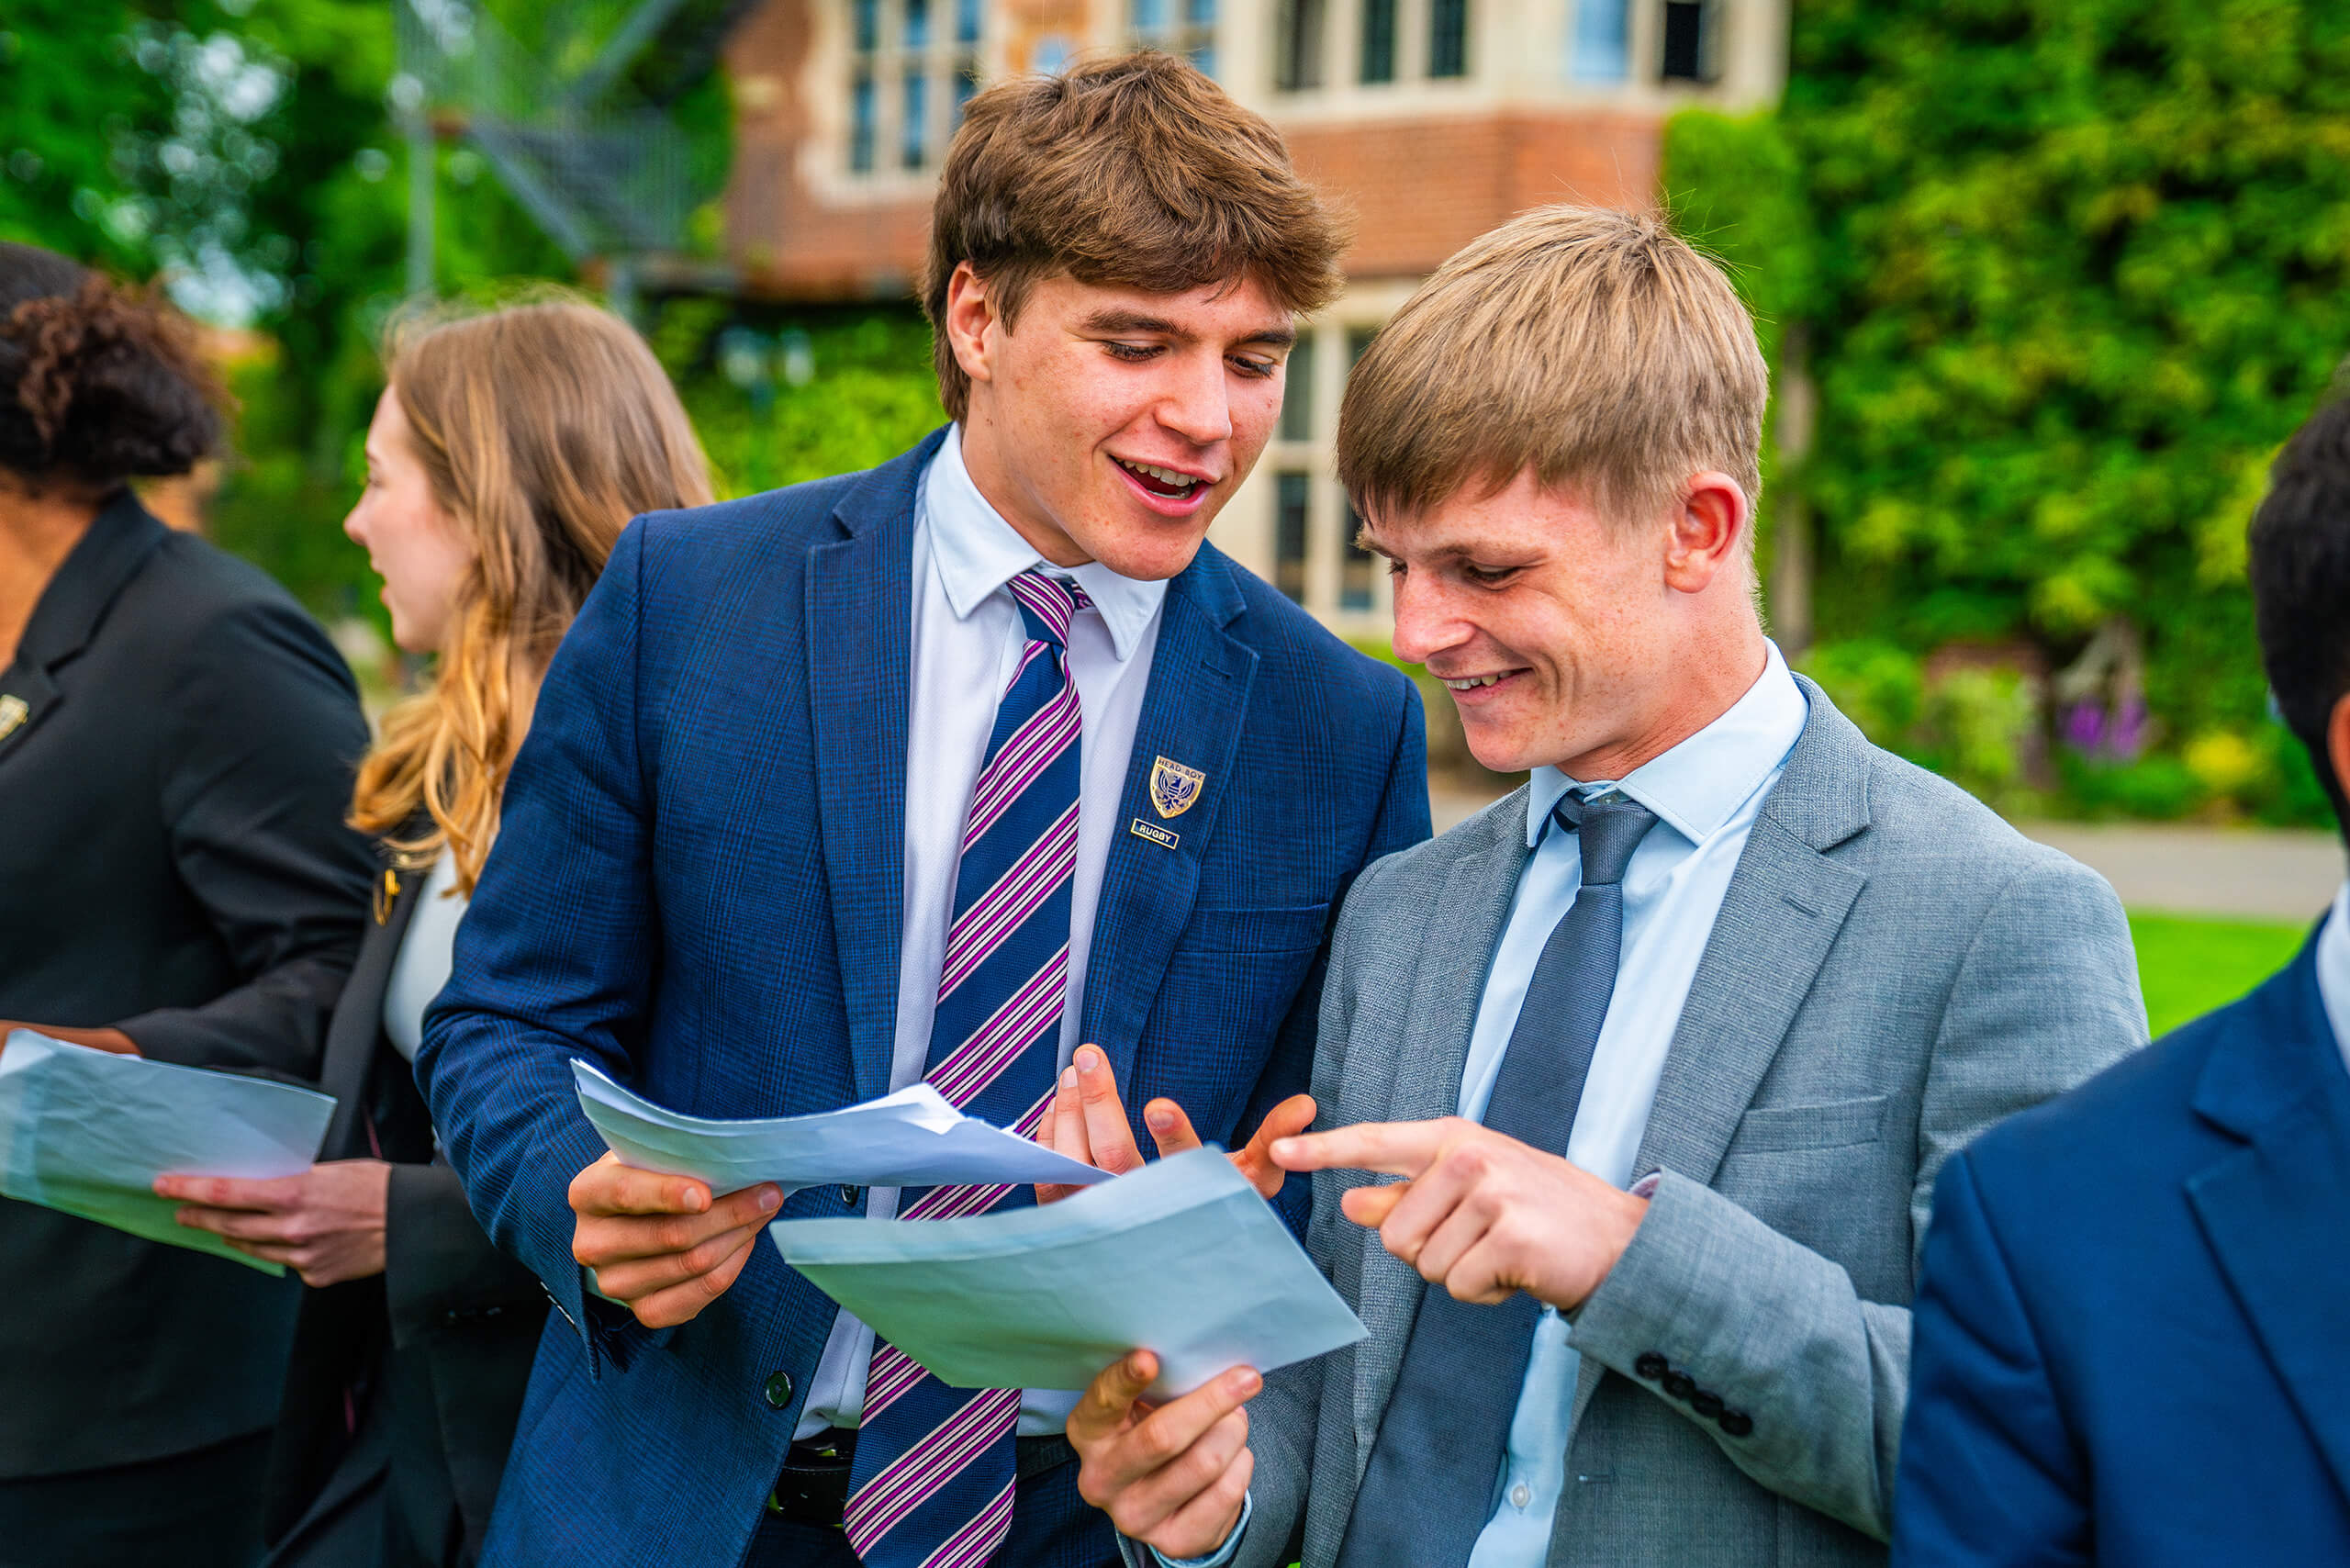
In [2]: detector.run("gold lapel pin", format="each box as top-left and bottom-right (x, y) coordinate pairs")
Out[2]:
(0, 694), (28, 741)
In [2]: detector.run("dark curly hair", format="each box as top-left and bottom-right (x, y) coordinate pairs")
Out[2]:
(0, 241), (225, 487)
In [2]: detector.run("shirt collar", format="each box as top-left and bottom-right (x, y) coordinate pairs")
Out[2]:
(922, 423), (1166, 662)
(1526, 641), (1809, 850)
(2317, 879), (2350, 1076)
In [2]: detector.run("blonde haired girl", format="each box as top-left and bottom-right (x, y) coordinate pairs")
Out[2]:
(162, 297), (711, 1567)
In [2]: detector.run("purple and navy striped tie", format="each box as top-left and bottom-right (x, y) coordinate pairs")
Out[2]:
(843, 569), (1088, 1568)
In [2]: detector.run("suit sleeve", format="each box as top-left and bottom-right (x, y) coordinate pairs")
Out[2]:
(415, 520), (660, 1370)
(1891, 1150), (2092, 1567)
(114, 596), (375, 1073)
(383, 1160), (548, 1349)
(1564, 853), (2143, 1540)
(1235, 672), (1430, 1238)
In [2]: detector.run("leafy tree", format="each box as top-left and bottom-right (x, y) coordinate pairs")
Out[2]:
(1667, 0), (2350, 823)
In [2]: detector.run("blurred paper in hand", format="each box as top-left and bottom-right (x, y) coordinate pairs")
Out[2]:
(570, 1059), (1113, 1194)
(768, 1147), (1365, 1398)
(0, 1029), (335, 1274)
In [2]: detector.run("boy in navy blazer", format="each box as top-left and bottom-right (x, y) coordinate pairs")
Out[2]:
(1892, 392), (2350, 1564)
(416, 53), (1428, 1568)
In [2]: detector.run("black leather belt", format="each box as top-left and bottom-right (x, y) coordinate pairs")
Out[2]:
(767, 1428), (1078, 1529)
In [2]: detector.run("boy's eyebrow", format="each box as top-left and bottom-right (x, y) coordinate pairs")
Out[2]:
(1078, 308), (1297, 350)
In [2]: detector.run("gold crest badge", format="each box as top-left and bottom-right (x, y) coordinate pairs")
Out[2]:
(0, 694), (27, 741)
(1148, 756), (1206, 820)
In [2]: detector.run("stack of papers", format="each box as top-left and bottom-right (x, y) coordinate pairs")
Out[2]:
(571, 1060), (1114, 1194)
(770, 1148), (1367, 1398)
(0, 1029), (336, 1274)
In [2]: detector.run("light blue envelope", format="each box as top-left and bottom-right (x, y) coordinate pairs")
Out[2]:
(0, 1030), (336, 1274)
(769, 1148), (1366, 1398)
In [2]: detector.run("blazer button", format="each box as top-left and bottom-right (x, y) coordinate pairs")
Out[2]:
(764, 1371), (796, 1410)
(1690, 1390), (1724, 1418)
(840, 1185), (864, 1209)
(1662, 1371), (1696, 1402)
(1718, 1409), (1753, 1438)
(1633, 1352), (1669, 1381)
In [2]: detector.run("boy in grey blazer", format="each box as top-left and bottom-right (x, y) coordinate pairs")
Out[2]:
(1056, 206), (2148, 1568)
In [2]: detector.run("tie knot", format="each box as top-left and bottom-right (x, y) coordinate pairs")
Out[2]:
(1554, 790), (1656, 889)
(1006, 570), (1087, 649)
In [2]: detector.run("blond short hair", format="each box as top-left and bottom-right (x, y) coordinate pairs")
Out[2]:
(1337, 205), (1767, 525)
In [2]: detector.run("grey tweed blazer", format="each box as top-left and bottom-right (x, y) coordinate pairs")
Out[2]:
(1227, 678), (2146, 1568)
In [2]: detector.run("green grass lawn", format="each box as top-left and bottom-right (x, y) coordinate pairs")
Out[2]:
(2128, 912), (2311, 1037)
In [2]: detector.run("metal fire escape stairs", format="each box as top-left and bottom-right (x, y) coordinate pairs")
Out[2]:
(395, 0), (755, 304)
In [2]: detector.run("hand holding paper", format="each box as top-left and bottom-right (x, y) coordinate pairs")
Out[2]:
(0, 1029), (334, 1274)
(1035, 1042), (1315, 1204)
(566, 1061), (1115, 1327)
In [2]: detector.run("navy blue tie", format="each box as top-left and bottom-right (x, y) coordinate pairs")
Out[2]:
(1334, 791), (1658, 1568)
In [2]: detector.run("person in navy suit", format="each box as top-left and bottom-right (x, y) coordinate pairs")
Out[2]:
(1891, 390), (2350, 1565)
(414, 52), (1429, 1568)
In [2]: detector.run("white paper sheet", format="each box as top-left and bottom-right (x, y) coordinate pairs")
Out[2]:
(570, 1059), (1114, 1195)
(0, 1029), (336, 1274)
(768, 1148), (1366, 1398)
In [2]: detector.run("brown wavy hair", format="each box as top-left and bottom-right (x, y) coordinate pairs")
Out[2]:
(348, 297), (712, 891)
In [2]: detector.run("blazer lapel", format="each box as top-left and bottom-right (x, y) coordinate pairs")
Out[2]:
(1077, 548), (1255, 1088)
(319, 857), (427, 1159)
(2187, 948), (2350, 1503)
(1354, 801), (1529, 1450)
(1573, 683), (1871, 1429)
(0, 492), (165, 769)
(807, 438), (936, 1103)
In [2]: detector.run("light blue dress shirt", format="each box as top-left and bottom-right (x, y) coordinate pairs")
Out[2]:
(2317, 880), (2350, 1078)
(1165, 644), (1807, 1568)
(1457, 642), (1805, 1567)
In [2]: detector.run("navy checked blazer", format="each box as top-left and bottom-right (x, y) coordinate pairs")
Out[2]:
(415, 430), (1430, 1568)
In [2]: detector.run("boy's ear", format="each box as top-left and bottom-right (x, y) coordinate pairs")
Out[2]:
(944, 262), (997, 388)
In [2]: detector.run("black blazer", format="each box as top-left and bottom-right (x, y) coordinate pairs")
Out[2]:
(263, 844), (548, 1568)
(0, 491), (375, 1477)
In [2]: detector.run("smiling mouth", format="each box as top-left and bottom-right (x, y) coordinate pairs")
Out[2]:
(1114, 456), (1207, 500)
(1440, 671), (1523, 690)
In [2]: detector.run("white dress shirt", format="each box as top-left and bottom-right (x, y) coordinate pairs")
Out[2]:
(1460, 642), (1807, 1568)
(796, 424), (1169, 1440)
(2317, 880), (2350, 1079)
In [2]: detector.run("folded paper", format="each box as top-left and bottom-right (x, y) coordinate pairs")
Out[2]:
(0, 1030), (335, 1274)
(769, 1148), (1366, 1398)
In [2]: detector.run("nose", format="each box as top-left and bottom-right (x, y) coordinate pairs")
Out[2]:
(342, 501), (367, 548)
(1389, 570), (1468, 667)
(1155, 348), (1235, 448)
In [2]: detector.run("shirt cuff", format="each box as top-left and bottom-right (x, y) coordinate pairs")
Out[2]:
(1149, 1491), (1250, 1568)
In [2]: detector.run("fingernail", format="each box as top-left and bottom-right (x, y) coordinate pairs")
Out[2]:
(759, 1186), (781, 1212)
(1060, 1066), (1078, 1090)
(1237, 1370), (1261, 1395)
(1270, 1138), (1296, 1158)
(1146, 1105), (1174, 1130)
(1078, 1046), (1102, 1071)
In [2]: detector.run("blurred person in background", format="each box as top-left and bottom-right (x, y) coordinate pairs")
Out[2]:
(0, 244), (375, 1564)
(159, 299), (716, 1568)
(1892, 390), (2350, 1564)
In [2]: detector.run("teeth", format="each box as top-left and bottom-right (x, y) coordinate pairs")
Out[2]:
(1120, 459), (1200, 489)
(1442, 675), (1505, 690)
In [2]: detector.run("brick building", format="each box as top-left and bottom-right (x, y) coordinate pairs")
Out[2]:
(722, 0), (1785, 633)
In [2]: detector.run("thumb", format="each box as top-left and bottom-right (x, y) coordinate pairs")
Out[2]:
(1235, 1094), (1317, 1198)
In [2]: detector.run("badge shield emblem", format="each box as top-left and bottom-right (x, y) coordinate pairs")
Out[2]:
(1149, 756), (1206, 819)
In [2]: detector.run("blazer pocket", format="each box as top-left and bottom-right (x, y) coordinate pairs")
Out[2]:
(1728, 1093), (1889, 1154)
(1178, 902), (1331, 955)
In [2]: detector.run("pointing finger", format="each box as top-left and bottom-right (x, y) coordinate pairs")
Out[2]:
(1271, 1119), (1449, 1178)
(1073, 1045), (1146, 1177)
